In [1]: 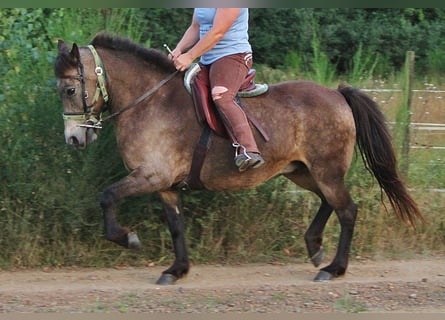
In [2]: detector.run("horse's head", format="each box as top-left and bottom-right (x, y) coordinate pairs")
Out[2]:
(55, 40), (109, 148)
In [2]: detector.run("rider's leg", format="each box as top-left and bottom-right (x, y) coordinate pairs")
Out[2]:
(209, 53), (265, 171)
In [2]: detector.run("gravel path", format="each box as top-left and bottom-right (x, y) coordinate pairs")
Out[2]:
(1, 257), (444, 313)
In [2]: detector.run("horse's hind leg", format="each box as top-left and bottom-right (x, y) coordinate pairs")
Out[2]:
(284, 171), (333, 268)
(156, 191), (189, 285)
(286, 168), (357, 281)
(305, 199), (334, 267)
(314, 182), (358, 281)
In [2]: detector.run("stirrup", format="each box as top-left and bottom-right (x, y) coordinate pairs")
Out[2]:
(233, 143), (265, 172)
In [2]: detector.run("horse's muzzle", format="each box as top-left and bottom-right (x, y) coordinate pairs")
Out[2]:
(64, 122), (97, 149)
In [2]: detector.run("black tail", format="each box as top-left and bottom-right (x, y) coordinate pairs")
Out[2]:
(337, 84), (424, 227)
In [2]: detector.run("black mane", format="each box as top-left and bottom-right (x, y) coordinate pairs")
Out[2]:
(90, 32), (176, 73)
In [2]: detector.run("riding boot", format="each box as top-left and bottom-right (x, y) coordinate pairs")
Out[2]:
(216, 101), (265, 171)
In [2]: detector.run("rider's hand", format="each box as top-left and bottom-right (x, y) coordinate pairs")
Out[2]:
(173, 52), (194, 72)
(168, 48), (181, 61)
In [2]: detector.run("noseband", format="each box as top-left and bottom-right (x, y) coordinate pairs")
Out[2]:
(62, 45), (109, 129)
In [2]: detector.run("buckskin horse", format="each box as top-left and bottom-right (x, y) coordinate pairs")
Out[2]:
(54, 32), (423, 285)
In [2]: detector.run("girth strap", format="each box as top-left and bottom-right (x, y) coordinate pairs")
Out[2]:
(176, 125), (212, 190)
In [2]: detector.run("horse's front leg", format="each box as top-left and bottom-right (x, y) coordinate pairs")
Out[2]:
(100, 167), (169, 249)
(155, 191), (189, 285)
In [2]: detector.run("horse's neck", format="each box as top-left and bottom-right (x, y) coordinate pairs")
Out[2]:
(106, 65), (193, 125)
(103, 53), (165, 112)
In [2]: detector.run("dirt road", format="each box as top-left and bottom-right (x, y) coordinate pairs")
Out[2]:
(1, 257), (444, 313)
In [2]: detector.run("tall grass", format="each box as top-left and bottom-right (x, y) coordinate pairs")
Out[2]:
(426, 47), (445, 77)
(308, 35), (337, 85)
(348, 43), (380, 84)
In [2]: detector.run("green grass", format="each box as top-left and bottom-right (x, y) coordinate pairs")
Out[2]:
(333, 290), (368, 313)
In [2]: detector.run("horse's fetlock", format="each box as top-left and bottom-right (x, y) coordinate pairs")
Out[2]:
(105, 227), (131, 248)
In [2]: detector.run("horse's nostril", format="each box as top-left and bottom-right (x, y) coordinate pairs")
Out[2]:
(68, 136), (79, 146)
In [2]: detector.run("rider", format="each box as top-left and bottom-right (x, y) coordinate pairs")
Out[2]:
(168, 8), (265, 172)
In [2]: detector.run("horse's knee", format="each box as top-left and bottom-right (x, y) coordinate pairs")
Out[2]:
(100, 188), (131, 247)
(100, 189), (116, 209)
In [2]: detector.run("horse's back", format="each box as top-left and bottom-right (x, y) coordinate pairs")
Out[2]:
(260, 80), (351, 113)
(200, 80), (356, 190)
(243, 80), (356, 154)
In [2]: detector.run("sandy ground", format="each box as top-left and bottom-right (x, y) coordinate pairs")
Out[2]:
(1, 257), (444, 313)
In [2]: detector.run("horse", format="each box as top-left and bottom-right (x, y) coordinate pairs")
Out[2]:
(54, 32), (424, 285)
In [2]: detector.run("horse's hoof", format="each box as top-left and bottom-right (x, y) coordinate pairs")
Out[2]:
(156, 273), (177, 285)
(127, 232), (141, 249)
(310, 246), (324, 267)
(314, 270), (334, 282)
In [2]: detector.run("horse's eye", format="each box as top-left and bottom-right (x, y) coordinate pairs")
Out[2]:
(66, 87), (76, 96)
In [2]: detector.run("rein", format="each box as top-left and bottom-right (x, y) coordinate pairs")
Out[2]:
(63, 45), (178, 129)
(100, 70), (179, 123)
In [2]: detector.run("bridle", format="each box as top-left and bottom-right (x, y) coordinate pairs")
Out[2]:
(62, 45), (178, 129)
(62, 45), (109, 129)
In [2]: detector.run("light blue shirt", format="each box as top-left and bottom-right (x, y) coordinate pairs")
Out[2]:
(194, 8), (252, 65)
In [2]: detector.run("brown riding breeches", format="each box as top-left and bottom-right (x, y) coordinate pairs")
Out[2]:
(204, 53), (259, 154)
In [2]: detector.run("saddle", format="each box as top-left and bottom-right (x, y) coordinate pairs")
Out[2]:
(184, 63), (269, 138)
(177, 63), (269, 191)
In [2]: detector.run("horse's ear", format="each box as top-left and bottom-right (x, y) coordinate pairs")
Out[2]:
(70, 43), (81, 62)
(57, 39), (69, 53)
